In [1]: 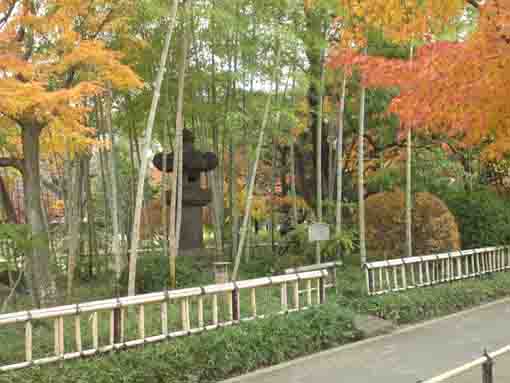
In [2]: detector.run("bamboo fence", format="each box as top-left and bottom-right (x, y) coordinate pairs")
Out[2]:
(0, 269), (329, 372)
(364, 246), (510, 296)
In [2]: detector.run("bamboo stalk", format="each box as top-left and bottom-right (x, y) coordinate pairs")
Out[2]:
(128, 0), (179, 296)
(365, 268), (371, 294)
(281, 282), (288, 311)
(335, 72), (347, 257)
(25, 321), (32, 362)
(212, 294), (218, 325)
(227, 292), (233, 321)
(306, 280), (312, 306)
(293, 281), (299, 310)
(231, 44), (282, 280)
(138, 305), (145, 340)
(161, 302), (168, 335)
(59, 316), (64, 357)
(198, 297), (204, 328)
(75, 315), (82, 353)
(54, 318), (59, 356)
(250, 288), (257, 317)
(181, 299), (188, 331)
(109, 310), (115, 345)
(92, 312), (98, 350)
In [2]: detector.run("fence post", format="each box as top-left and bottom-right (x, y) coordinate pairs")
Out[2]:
(232, 285), (240, 321)
(482, 349), (493, 383)
(113, 307), (121, 344)
(319, 276), (325, 304)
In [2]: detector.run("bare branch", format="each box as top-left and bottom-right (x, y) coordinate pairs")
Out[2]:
(0, 1), (17, 28)
(0, 158), (22, 171)
(1, 271), (24, 313)
(466, 0), (481, 8)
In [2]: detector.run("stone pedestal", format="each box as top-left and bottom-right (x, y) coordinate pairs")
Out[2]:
(180, 206), (203, 250)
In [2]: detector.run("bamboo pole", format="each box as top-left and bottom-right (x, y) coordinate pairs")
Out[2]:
(127, 0), (179, 296)
(169, 7), (191, 289)
(109, 310), (115, 345)
(92, 312), (98, 350)
(335, 72), (347, 259)
(315, 49), (325, 264)
(250, 288), (257, 317)
(281, 282), (288, 311)
(104, 86), (122, 287)
(231, 42), (282, 281)
(358, 70), (367, 266)
(25, 321), (32, 362)
(198, 297), (204, 328)
(293, 281), (299, 310)
(161, 302), (168, 335)
(306, 280), (312, 306)
(74, 314), (82, 353)
(212, 294), (218, 325)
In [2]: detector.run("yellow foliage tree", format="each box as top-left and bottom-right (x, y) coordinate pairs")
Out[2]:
(0, 0), (142, 307)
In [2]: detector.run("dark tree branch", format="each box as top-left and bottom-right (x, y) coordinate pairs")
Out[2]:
(0, 1), (17, 28)
(0, 158), (23, 171)
(466, 0), (480, 8)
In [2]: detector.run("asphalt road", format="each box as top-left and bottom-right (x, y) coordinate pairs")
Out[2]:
(222, 298), (510, 383)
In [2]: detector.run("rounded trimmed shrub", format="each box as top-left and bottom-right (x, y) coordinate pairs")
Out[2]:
(364, 190), (461, 260)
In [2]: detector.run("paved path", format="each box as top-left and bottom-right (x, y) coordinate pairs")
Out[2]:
(222, 298), (510, 383)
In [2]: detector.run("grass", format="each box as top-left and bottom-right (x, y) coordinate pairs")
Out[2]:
(0, 304), (361, 383)
(336, 255), (510, 325)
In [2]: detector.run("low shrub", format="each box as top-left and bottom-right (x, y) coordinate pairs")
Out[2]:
(439, 188), (510, 249)
(119, 253), (216, 294)
(338, 269), (510, 325)
(0, 304), (361, 383)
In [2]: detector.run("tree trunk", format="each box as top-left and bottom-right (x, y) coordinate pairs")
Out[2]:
(290, 140), (298, 226)
(66, 158), (83, 299)
(169, 15), (190, 289)
(85, 158), (97, 279)
(22, 125), (55, 308)
(335, 72), (347, 258)
(0, 173), (18, 223)
(128, 0), (179, 296)
(358, 82), (367, 266)
(104, 87), (123, 290)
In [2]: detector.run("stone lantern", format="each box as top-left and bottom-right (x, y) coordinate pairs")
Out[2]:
(153, 129), (218, 255)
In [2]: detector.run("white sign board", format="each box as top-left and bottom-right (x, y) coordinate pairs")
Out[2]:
(308, 223), (330, 242)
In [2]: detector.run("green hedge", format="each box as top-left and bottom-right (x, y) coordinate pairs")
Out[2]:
(339, 271), (510, 325)
(439, 188), (510, 249)
(0, 305), (361, 383)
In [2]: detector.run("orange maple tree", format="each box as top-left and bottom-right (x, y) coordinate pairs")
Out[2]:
(329, 0), (510, 158)
(0, 0), (142, 306)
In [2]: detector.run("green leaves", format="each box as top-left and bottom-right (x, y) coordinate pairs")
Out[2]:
(0, 304), (360, 383)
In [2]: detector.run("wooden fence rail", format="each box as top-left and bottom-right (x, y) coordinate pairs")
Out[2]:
(0, 269), (329, 372)
(420, 344), (510, 383)
(364, 246), (510, 296)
